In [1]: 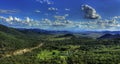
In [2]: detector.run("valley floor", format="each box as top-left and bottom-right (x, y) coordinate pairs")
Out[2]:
(1, 33), (120, 64)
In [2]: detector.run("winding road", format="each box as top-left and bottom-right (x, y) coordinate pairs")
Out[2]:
(1, 43), (43, 59)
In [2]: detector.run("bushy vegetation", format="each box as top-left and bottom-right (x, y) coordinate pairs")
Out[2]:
(0, 24), (120, 64)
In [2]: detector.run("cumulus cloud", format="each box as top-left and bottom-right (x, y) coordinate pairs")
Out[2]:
(54, 16), (66, 20)
(64, 14), (69, 17)
(82, 19), (119, 30)
(36, 0), (54, 5)
(36, 0), (43, 4)
(1, 15), (120, 31)
(52, 21), (66, 27)
(26, 17), (31, 23)
(42, 18), (51, 25)
(14, 17), (21, 22)
(0, 16), (36, 26)
(82, 4), (101, 19)
(48, 7), (58, 11)
(0, 9), (17, 14)
(113, 16), (120, 19)
(54, 14), (69, 21)
(41, 17), (120, 30)
(6, 16), (14, 22)
(65, 8), (70, 11)
(0, 16), (13, 24)
(35, 10), (41, 13)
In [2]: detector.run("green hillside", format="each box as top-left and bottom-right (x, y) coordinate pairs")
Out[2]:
(0, 24), (120, 64)
(0, 24), (43, 58)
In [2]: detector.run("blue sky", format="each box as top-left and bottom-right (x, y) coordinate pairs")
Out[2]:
(0, 0), (120, 31)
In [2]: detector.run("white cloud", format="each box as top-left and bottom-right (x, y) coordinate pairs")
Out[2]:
(25, 17), (33, 23)
(65, 8), (70, 11)
(64, 14), (69, 17)
(0, 9), (17, 14)
(6, 16), (14, 22)
(0, 16), (36, 26)
(82, 4), (101, 19)
(0, 15), (120, 31)
(14, 17), (21, 22)
(42, 18), (51, 25)
(36, 0), (54, 5)
(113, 16), (120, 19)
(48, 7), (58, 11)
(35, 10), (41, 13)
(54, 15), (66, 20)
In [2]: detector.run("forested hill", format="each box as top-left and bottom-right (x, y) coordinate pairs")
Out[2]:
(1, 24), (120, 64)
(0, 24), (43, 58)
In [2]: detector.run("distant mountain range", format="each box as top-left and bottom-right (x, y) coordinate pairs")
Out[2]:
(98, 34), (120, 39)
(18, 28), (73, 34)
(1, 24), (120, 39)
(18, 28), (120, 34)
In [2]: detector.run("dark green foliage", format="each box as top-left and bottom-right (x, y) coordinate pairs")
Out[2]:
(1, 24), (120, 64)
